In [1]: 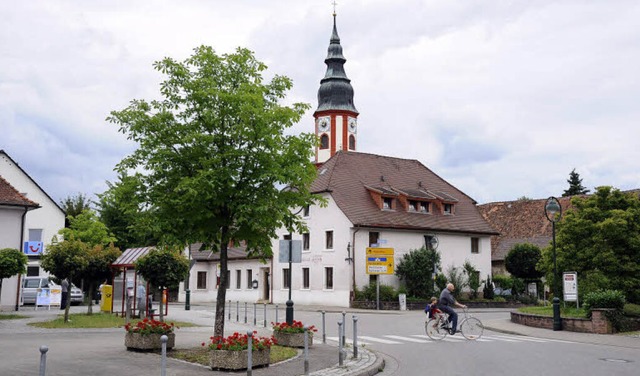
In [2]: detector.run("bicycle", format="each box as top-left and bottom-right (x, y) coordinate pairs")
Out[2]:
(425, 307), (484, 340)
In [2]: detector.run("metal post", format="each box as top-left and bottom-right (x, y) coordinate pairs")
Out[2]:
(552, 220), (562, 331)
(321, 310), (326, 344)
(247, 330), (253, 376)
(353, 315), (358, 359)
(286, 233), (294, 325)
(341, 311), (346, 345)
(275, 304), (279, 325)
(304, 326), (310, 375)
(228, 300), (231, 320)
(39, 345), (48, 376)
(244, 302), (248, 324)
(338, 321), (344, 366)
(161, 335), (168, 376)
(125, 295), (131, 324)
(263, 304), (267, 327)
(253, 303), (257, 326)
(185, 289), (191, 311)
(376, 277), (380, 310)
(236, 301), (239, 322)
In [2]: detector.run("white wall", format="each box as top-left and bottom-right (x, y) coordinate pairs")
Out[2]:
(0, 207), (25, 310)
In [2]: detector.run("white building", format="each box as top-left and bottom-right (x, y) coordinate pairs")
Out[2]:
(178, 14), (497, 308)
(0, 150), (65, 310)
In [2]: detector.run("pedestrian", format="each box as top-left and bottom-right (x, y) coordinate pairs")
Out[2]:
(97, 279), (107, 304)
(60, 279), (69, 310)
(437, 283), (467, 335)
(136, 283), (146, 318)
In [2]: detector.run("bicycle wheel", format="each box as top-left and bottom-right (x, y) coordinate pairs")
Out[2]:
(425, 318), (447, 340)
(460, 317), (484, 340)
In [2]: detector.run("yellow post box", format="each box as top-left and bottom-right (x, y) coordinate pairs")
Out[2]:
(100, 285), (113, 312)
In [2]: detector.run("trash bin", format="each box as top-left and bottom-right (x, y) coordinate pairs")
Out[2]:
(398, 293), (407, 311)
(100, 285), (113, 313)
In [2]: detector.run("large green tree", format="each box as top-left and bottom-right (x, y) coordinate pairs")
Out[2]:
(59, 209), (116, 247)
(0, 248), (28, 307)
(77, 243), (121, 315)
(395, 246), (441, 299)
(505, 243), (543, 280)
(107, 46), (319, 337)
(135, 247), (189, 322)
(96, 172), (160, 250)
(540, 186), (640, 303)
(41, 239), (89, 322)
(562, 168), (590, 197)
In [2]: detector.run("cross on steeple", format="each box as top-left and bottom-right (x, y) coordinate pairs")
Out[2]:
(332, 0), (338, 16)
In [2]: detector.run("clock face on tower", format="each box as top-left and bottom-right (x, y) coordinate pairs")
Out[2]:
(348, 118), (357, 133)
(318, 117), (330, 132)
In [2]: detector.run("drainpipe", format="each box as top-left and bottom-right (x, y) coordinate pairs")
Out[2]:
(351, 228), (360, 303)
(15, 206), (29, 311)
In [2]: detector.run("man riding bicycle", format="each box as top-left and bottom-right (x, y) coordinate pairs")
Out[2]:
(438, 283), (467, 335)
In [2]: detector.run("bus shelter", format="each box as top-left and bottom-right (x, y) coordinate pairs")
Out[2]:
(111, 247), (167, 318)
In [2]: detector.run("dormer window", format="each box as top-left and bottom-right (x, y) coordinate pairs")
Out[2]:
(408, 200), (418, 212)
(420, 202), (430, 213)
(444, 203), (454, 215)
(383, 197), (393, 210)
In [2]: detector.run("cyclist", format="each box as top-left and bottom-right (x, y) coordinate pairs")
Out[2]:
(438, 283), (467, 335)
(424, 296), (441, 319)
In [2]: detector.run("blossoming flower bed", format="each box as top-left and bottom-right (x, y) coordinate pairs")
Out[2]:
(124, 319), (176, 351)
(204, 331), (275, 370)
(272, 320), (317, 348)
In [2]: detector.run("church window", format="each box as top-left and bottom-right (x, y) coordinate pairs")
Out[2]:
(349, 135), (356, 150)
(320, 134), (329, 149)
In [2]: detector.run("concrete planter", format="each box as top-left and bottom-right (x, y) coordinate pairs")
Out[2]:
(274, 331), (312, 348)
(210, 348), (270, 371)
(125, 332), (175, 351)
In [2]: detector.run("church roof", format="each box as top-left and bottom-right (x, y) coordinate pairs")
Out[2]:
(0, 175), (40, 209)
(311, 151), (497, 235)
(314, 15), (358, 114)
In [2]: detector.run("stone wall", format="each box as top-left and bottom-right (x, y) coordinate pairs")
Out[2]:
(351, 300), (523, 310)
(510, 309), (615, 334)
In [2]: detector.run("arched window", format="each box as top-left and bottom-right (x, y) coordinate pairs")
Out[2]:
(349, 135), (356, 150)
(320, 134), (329, 149)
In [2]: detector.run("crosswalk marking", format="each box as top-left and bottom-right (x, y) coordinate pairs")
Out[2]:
(359, 335), (403, 344)
(489, 334), (547, 343)
(326, 337), (370, 345)
(384, 335), (430, 343)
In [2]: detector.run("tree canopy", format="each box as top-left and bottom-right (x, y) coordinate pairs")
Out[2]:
(505, 243), (543, 280)
(0, 248), (28, 305)
(59, 209), (116, 247)
(60, 193), (93, 227)
(562, 168), (590, 197)
(107, 46), (320, 337)
(540, 186), (640, 303)
(395, 246), (441, 299)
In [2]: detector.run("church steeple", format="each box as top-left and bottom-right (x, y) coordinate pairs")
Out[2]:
(314, 13), (359, 164)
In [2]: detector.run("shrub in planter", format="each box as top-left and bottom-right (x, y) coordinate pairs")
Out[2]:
(204, 331), (274, 370)
(124, 318), (176, 350)
(272, 320), (317, 348)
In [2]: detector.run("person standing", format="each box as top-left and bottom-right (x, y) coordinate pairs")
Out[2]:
(60, 279), (69, 310)
(437, 283), (467, 335)
(136, 283), (146, 318)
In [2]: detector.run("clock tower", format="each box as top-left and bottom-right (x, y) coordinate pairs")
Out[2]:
(314, 13), (359, 164)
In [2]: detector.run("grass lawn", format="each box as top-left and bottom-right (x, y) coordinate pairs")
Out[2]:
(518, 305), (588, 318)
(0, 314), (28, 320)
(168, 345), (298, 366)
(27, 312), (198, 329)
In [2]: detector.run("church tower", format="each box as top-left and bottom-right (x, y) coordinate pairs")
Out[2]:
(314, 13), (359, 164)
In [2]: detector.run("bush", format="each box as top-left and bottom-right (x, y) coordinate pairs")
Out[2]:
(623, 303), (640, 317)
(483, 276), (494, 300)
(583, 290), (626, 317)
(355, 283), (397, 301)
(492, 274), (512, 289)
(517, 294), (538, 305)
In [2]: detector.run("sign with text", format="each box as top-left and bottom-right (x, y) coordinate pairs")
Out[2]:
(563, 272), (578, 302)
(366, 247), (394, 275)
(279, 240), (302, 263)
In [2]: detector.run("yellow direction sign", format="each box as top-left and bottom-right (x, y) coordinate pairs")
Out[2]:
(366, 247), (394, 275)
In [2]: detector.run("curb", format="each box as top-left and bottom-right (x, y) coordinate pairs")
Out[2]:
(358, 352), (384, 376)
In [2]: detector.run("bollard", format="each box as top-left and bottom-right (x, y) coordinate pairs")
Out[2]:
(263, 303), (267, 327)
(161, 335), (168, 376)
(341, 311), (346, 345)
(338, 321), (344, 366)
(253, 303), (257, 326)
(353, 315), (358, 359)
(125, 296), (131, 325)
(247, 330), (253, 376)
(244, 302), (248, 324)
(228, 300), (231, 320)
(321, 310), (326, 344)
(39, 345), (48, 376)
(275, 304), (279, 324)
(304, 326), (310, 375)
(236, 301), (239, 322)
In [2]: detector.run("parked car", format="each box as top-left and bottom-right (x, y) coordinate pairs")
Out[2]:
(70, 284), (84, 305)
(21, 277), (59, 305)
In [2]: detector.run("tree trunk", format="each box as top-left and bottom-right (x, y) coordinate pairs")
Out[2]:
(214, 227), (230, 338)
(159, 288), (165, 322)
(86, 281), (94, 315)
(63, 278), (71, 323)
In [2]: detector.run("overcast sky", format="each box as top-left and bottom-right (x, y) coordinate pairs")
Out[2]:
(2, 0), (639, 207)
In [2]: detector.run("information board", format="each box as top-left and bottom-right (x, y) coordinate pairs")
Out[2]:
(563, 272), (578, 302)
(366, 248), (394, 275)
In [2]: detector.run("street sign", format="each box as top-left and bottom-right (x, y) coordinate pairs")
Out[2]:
(563, 272), (578, 302)
(366, 247), (394, 274)
(279, 240), (302, 263)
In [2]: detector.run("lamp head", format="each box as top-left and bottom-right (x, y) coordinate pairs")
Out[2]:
(545, 197), (562, 222)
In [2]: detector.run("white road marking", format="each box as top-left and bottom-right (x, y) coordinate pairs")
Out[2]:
(384, 335), (430, 343)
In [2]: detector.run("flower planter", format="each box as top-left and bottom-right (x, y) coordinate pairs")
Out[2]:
(210, 348), (270, 371)
(125, 332), (175, 351)
(274, 331), (313, 348)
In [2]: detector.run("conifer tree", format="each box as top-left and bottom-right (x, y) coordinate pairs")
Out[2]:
(562, 168), (590, 197)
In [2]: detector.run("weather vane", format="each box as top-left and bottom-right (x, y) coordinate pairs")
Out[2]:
(332, 0), (338, 16)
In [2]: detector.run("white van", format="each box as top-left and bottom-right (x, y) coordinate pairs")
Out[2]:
(21, 277), (59, 305)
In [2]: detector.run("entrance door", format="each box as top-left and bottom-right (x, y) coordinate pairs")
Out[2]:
(261, 268), (270, 302)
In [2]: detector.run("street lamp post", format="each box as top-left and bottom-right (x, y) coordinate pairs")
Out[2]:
(544, 196), (563, 331)
(286, 231), (294, 325)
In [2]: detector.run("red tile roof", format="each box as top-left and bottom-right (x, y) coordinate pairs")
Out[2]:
(311, 151), (497, 235)
(478, 196), (574, 261)
(189, 243), (258, 261)
(0, 175), (40, 208)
